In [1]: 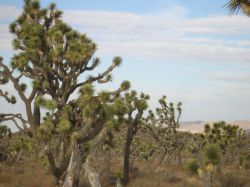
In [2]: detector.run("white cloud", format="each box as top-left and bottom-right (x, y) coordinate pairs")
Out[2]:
(0, 6), (20, 20)
(0, 25), (13, 51)
(1, 5), (250, 63)
(62, 8), (250, 64)
(209, 71), (250, 83)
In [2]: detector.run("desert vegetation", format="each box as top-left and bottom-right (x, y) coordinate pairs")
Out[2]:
(0, 0), (250, 187)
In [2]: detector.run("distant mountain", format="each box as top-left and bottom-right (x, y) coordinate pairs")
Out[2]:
(179, 120), (250, 133)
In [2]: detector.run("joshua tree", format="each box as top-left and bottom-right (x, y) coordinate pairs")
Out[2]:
(203, 121), (244, 161)
(144, 110), (175, 166)
(145, 96), (183, 168)
(226, 0), (250, 16)
(188, 133), (206, 160)
(37, 81), (130, 186)
(62, 83), (130, 187)
(0, 1), (131, 185)
(0, 0), (122, 135)
(121, 91), (149, 185)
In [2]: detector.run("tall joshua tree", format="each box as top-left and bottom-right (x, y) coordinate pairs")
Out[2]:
(0, 0), (122, 135)
(121, 91), (149, 185)
(62, 82), (130, 187)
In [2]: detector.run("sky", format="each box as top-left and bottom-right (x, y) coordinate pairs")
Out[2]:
(0, 0), (250, 126)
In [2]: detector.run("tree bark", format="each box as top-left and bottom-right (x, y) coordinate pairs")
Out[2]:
(46, 148), (70, 185)
(84, 159), (102, 187)
(174, 129), (182, 168)
(158, 149), (167, 166)
(88, 172), (101, 187)
(33, 102), (41, 128)
(63, 145), (86, 187)
(25, 102), (36, 134)
(104, 147), (111, 177)
(176, 147), (182, 168)
(123, 125), (133, 185)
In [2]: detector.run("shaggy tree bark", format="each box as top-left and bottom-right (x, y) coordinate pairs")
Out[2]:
(104, 147), (111, 177)
(123, 124), (133, 184)
(173, 129), (182, 168)
(84, 159), (102, 187)
(63, 145), (86, 187)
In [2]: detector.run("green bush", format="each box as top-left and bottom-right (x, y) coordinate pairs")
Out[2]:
(204, 144), (221, 165)
(185, 158), (199, 175)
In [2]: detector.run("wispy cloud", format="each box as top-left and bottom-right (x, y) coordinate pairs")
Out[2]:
(62, 7), (250, 63)
(209, 71), (250, 83)
(0, 6), (20, 21)
(1, 5), (250, 64)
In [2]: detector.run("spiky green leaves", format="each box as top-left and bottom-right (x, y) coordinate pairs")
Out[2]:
(204, 144), (221, 165)
(123, 90), (149, 113)
(154, 95), (182, 128)
(9, 0), (97, 77)
(20, 83), (27, 92)
(35, 96), (57, 110)
(0, 62), (17, 104)
(226, 0), (250, 16)
(185, 158), (199, 175)
(38, 117), (54, 142)
(0, 124), (11, 139)
(11, 53), (28, 70)
(105, 119), (120, 130)
(57, 116), (71, 133)
(113, 56), (122, 67)
(0, 90), (16, 104)
(121, 81), (131, 91)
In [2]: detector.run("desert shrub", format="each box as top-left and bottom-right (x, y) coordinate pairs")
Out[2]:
(245, 154), (250, 169)
(239, 155), (244, 167)
(220, 172), (250, 187)
(185, 158), (199, 175)
(0, 125), (12, 161)
(166, 173), (182, 183)
(204, 144), (221, 165)
(240, 153), (250, 169)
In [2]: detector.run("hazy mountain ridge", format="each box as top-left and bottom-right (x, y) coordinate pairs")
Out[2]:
(180, 120), (250, 133)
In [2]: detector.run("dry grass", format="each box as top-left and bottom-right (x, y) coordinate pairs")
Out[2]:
(0, 160), (54, 187)
(0, 158), (249, 187)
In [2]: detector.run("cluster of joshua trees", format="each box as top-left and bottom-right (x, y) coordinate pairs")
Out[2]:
(0, 1), (250, 187)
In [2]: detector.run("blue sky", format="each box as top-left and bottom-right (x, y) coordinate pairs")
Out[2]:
(0, 0), (250, 124)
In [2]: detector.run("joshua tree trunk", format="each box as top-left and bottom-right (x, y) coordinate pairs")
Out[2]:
(33, 103), (41, 127)
(123, 125), (133, 185)
(63, 145), (86, 187)
(84, 160), (102, 187)
(46, 146), (70, 186)
(176, 147), (182, 168)
(205, 172), (212, 187)
(104, 147), (111, 177)
(15, 149), (23, 162)
(173, 129), (182, 168)
(158, 149), (167, 166)
(130, 156), (134, 171)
